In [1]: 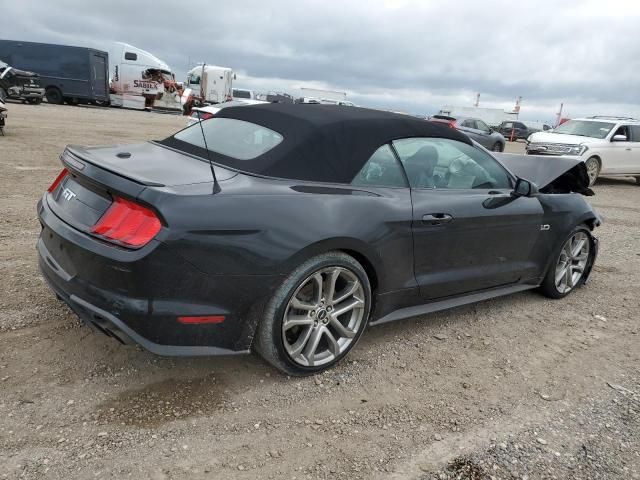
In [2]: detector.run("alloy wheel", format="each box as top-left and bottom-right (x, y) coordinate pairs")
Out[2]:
(282, 267), (366, 367)
(555, 231), (590, 294)
(585, 158), (599, 186)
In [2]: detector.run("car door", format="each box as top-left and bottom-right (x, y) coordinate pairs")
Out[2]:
(606, 125), (633, 173)
(392, 137), (544, 300)
(474, 119), (494, 148)
(628, 125), (640, 174)
(457, 119), (480, 141)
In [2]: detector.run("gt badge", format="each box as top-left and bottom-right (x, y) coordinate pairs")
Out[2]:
(62, 188), (77, 201)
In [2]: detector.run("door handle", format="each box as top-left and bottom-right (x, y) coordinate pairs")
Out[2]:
(422, 213), (453, 225)
(625, 147), (632, 151)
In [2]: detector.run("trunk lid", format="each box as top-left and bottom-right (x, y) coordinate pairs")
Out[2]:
(66, 142), (236, 187)
(48, 142), (237, 239)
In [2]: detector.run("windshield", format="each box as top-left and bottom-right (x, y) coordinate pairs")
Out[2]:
(553, 120), (615, 139)
(172, 117), (283, 160)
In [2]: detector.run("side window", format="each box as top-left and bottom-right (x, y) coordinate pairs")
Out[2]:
(461, 119), (474, 128)
(629, 125), (640, 142)
(351, 145), (407, 188)
(613, 125), (630, 141)
(124, 52), (137, 61)
(392, 138), (512, 190)
(476, 120), (490, 132)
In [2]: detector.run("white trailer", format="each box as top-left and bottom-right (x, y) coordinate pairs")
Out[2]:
(438, 106), (517, 127)
(185, 65), (234, 105)
(108, 42), (183, 111)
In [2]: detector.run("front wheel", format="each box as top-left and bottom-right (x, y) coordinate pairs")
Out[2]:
(45, 87), (63, 105)
(491, 142), (504, 152)
(538, 226), (595, 299)
(585, 157), (600, 187)
(0, 89), (7, 102)
(254, 252), (371, 375)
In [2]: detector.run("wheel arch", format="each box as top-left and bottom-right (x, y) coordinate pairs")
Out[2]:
(282, 237), (382, 293)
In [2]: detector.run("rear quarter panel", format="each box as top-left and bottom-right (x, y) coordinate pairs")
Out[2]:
(144, 175), (416, 295)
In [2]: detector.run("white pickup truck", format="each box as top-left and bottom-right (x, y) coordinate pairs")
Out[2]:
(526, 116), (640, 186)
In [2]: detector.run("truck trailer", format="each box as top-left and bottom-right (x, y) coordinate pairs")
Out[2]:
(0, 39), (109, 105)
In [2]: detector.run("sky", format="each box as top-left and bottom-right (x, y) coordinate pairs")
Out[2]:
(3, 0), (640, 122)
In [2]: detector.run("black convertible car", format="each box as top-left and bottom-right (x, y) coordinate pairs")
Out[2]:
(38, 104), (600, 375)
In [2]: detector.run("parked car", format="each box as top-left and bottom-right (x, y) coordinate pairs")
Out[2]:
(232, 88), (256, 100)
(38, 104), (599, 375)
(0, 97), (7, 135)
(497, 121), (529, 141)
(527, 116), (640, 186)
(0, 59), (45, 104)
(430, 115), (505, 151)
(186, 99), (268, 125)
(522, 121), (553, 134)
(265, 92), (294, 104)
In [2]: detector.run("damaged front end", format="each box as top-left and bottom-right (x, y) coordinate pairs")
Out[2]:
(495, 153), (594, 196)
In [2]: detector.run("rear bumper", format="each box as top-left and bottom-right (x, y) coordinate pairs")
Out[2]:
(37, 196), (282, 356)
(39, 256), (243, 356)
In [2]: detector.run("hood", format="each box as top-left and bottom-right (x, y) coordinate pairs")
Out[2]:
(495, 153), (593, 196)
(12, 68), (39, 78)
(66, 142), (237, 187)
(528, 131), (600, 145)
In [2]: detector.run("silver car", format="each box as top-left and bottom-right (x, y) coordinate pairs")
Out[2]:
(430, 115), (506, 152)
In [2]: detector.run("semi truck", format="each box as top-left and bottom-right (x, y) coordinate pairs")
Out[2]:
(0, 39), (109, 105)
(108, 42), (183, 111)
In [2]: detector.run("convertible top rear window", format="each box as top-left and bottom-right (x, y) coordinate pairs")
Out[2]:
(173, 118), (283, 160)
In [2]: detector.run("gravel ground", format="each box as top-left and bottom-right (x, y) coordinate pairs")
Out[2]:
(0, 102), (638, 480)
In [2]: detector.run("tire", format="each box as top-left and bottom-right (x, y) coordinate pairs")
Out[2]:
(491, 142), (504, 152)
(635, 176), (640, 186)
(0, 88), (7, 102)
(254, 251), (372, 375)
(538, 225), (595, 299)
(45, 87), (63, 105)
(584, 157), (600, 187)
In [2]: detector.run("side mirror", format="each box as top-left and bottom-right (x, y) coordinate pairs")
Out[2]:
(512, 178), (538, 197)
(612, 134), (627, 142)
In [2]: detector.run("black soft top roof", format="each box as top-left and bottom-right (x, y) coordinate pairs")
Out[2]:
(163, 103), (472, 183)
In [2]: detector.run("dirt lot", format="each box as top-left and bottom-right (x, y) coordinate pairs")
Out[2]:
(0, 103), (638, 480)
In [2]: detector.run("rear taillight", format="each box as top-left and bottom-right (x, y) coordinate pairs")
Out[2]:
(449, 121), (457, 129)
(48, 168), (68, 192)
(90, 197), (161, 248)
(199, 112), (214, 120)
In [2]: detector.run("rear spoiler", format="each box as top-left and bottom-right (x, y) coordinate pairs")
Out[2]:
(495, 153), (594, 196)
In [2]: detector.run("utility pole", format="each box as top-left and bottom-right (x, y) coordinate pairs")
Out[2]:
(556, 102), (564, 127)
(474, 93), (480, 107)
(513, 96), (522, 118)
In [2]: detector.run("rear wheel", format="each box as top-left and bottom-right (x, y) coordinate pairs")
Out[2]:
(491, 142), (503, 152)
(45, 87), (63, 105)
(585, 157), (600, 186)
(635, 176), (640, 185)
(0, 88), (7, 102)
(539, 226), (594, 299)
(254, 252), (371, 375)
